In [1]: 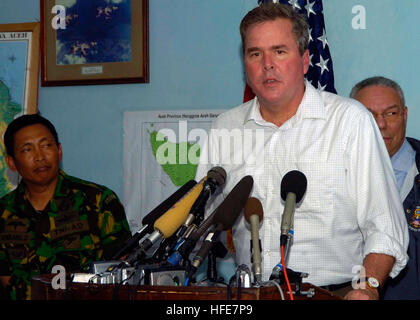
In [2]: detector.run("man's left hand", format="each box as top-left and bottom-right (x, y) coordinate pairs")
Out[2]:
(344, 288), (379, 300)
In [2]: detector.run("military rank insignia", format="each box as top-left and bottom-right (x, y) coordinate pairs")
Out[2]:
(408, 206), (420, 232)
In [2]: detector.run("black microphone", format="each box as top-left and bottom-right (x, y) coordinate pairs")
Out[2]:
(111, 179), (197, 260)
(187, 175), (254, 279)
(168, 175), (254, 267)
(244, 197), (264, 284)
(270, 170), (307, 280)
(181, 167), (226, 234)
(153, 167), (227, 262)
(280, 170), (307, 247)
(125, 178), (206, 265)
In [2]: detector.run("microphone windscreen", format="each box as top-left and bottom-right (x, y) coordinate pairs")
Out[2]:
(214, 175), (254, 230)
(207, 166), (227, 186)
(142, 179), (197, 225)
(154, 177), (206, 238)
(280, 170), (307, 203)
(244, 197), (264, 223)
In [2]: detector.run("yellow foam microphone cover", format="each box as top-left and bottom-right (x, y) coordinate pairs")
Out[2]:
(154, 177), (206, 238)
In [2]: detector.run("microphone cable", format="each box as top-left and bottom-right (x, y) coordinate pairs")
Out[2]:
(264, 280), (285, 300)
(281, 244), (294, 300)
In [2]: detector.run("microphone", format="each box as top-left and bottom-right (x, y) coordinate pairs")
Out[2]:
(188, 175), (254, 278)
(126, 177), (206, 265)
(112, 180), (197, 259)
(166, 203), (218, 266)
(244, 197), (264, 284)
(168, 175), (254, 267)
(180, 167), (226, 235)
(153, 167), (227, 262)
(270, 170), (307, 280)
(280, 170), (307, 247)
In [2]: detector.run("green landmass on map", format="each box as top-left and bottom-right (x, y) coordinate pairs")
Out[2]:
(148, 128), (200, 186)
(0, 80), (22, 197)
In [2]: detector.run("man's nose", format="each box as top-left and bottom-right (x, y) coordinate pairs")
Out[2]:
(374, 114), (387, 130)
(33, 147), (45, 161)
(263, 54), (274, 71)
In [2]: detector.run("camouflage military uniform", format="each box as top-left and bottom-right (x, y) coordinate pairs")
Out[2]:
(0, 169), (131, 300)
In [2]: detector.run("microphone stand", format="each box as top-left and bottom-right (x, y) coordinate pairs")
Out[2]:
(207, 249), (218, 282)
(206, 241), (228, 283)
(269, 229), (308, 296)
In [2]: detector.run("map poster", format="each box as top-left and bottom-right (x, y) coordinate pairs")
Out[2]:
(0, 23), (40, 198)
(123, 110), (225, 233)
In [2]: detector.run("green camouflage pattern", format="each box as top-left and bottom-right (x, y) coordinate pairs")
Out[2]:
(0, 169), (131, 299)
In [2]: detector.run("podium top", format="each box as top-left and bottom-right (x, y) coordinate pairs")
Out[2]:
(31, 274), (342, 300)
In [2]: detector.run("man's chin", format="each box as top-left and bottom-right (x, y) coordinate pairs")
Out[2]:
(26, 173), (59, 188)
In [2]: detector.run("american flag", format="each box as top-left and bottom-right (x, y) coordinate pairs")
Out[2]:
(244, 0), (336, 102)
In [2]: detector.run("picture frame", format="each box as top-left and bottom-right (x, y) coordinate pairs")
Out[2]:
(0, 22), (40, 114)
(40, 0), (149, 86)
(0, 22), (40, 197)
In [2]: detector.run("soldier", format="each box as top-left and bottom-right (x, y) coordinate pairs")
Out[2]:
(0, 114), (131, 299)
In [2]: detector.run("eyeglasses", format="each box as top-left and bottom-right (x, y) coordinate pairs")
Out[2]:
(370, 108), (404, 123)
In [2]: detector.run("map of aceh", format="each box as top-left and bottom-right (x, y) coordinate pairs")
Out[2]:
(148, 128), (199, 187)
(0, 80), (22, 197)
(123, 111), (222, 232)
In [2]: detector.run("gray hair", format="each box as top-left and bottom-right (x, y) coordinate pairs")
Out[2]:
(240, 3), (309, 56)
(350, 76), (405, 107)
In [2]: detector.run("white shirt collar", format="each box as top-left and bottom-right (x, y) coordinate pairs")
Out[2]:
(244, 80), (327, 128)
(391, 138), (416, 174)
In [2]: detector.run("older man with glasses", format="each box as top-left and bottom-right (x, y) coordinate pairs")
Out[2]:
(351, 76), (420, 300)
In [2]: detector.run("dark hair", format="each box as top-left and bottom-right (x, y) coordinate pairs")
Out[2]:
(240, 3), (309, 55)
(3, 114), (60, 157)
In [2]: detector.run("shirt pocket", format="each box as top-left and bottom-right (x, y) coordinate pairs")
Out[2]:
(295, 160), (334, 217)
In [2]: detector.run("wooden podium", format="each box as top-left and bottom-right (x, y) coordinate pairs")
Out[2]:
(31, 274), (342, 300)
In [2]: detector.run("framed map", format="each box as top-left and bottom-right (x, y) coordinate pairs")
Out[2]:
(40, 0), (149, 86)
(0, 22), (40, 197)
(123, 110), (225, 232)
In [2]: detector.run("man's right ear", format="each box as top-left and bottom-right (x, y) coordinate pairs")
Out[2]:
(5, 155), (17, 172)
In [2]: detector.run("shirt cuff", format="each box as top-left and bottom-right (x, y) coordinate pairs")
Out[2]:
(363, 232), (409, 278)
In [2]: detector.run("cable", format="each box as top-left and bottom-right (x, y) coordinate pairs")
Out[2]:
(227, 275), (236, 300)
(112, 268), (138, 300)
(281, 245), (294, 300)
(133, 271), (145, 301)
(237, 274), (242, 300)
(264, 280), (285, 301)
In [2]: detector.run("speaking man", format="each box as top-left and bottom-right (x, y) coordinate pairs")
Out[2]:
(195, 3), (409, 300)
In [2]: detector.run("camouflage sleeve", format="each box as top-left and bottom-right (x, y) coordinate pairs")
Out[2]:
(97, 189), (131, 260)
(0, 251), (10, 275)
(0, 213), (11, 276)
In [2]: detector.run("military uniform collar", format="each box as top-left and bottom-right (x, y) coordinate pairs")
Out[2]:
(54, 169), (71, 198)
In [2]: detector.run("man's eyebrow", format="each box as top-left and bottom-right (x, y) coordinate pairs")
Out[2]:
(246, 44), (288, 54)
(384, 104), (401, 111)
(245, 46), (260, 54)
(16, 137), (51, 148)
(271, 44), (288, 50)
(16, 142), (33, 149)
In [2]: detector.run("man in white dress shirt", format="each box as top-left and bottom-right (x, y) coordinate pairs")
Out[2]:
(195, 3), (408, 300)
(351, 76), (420, 299)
